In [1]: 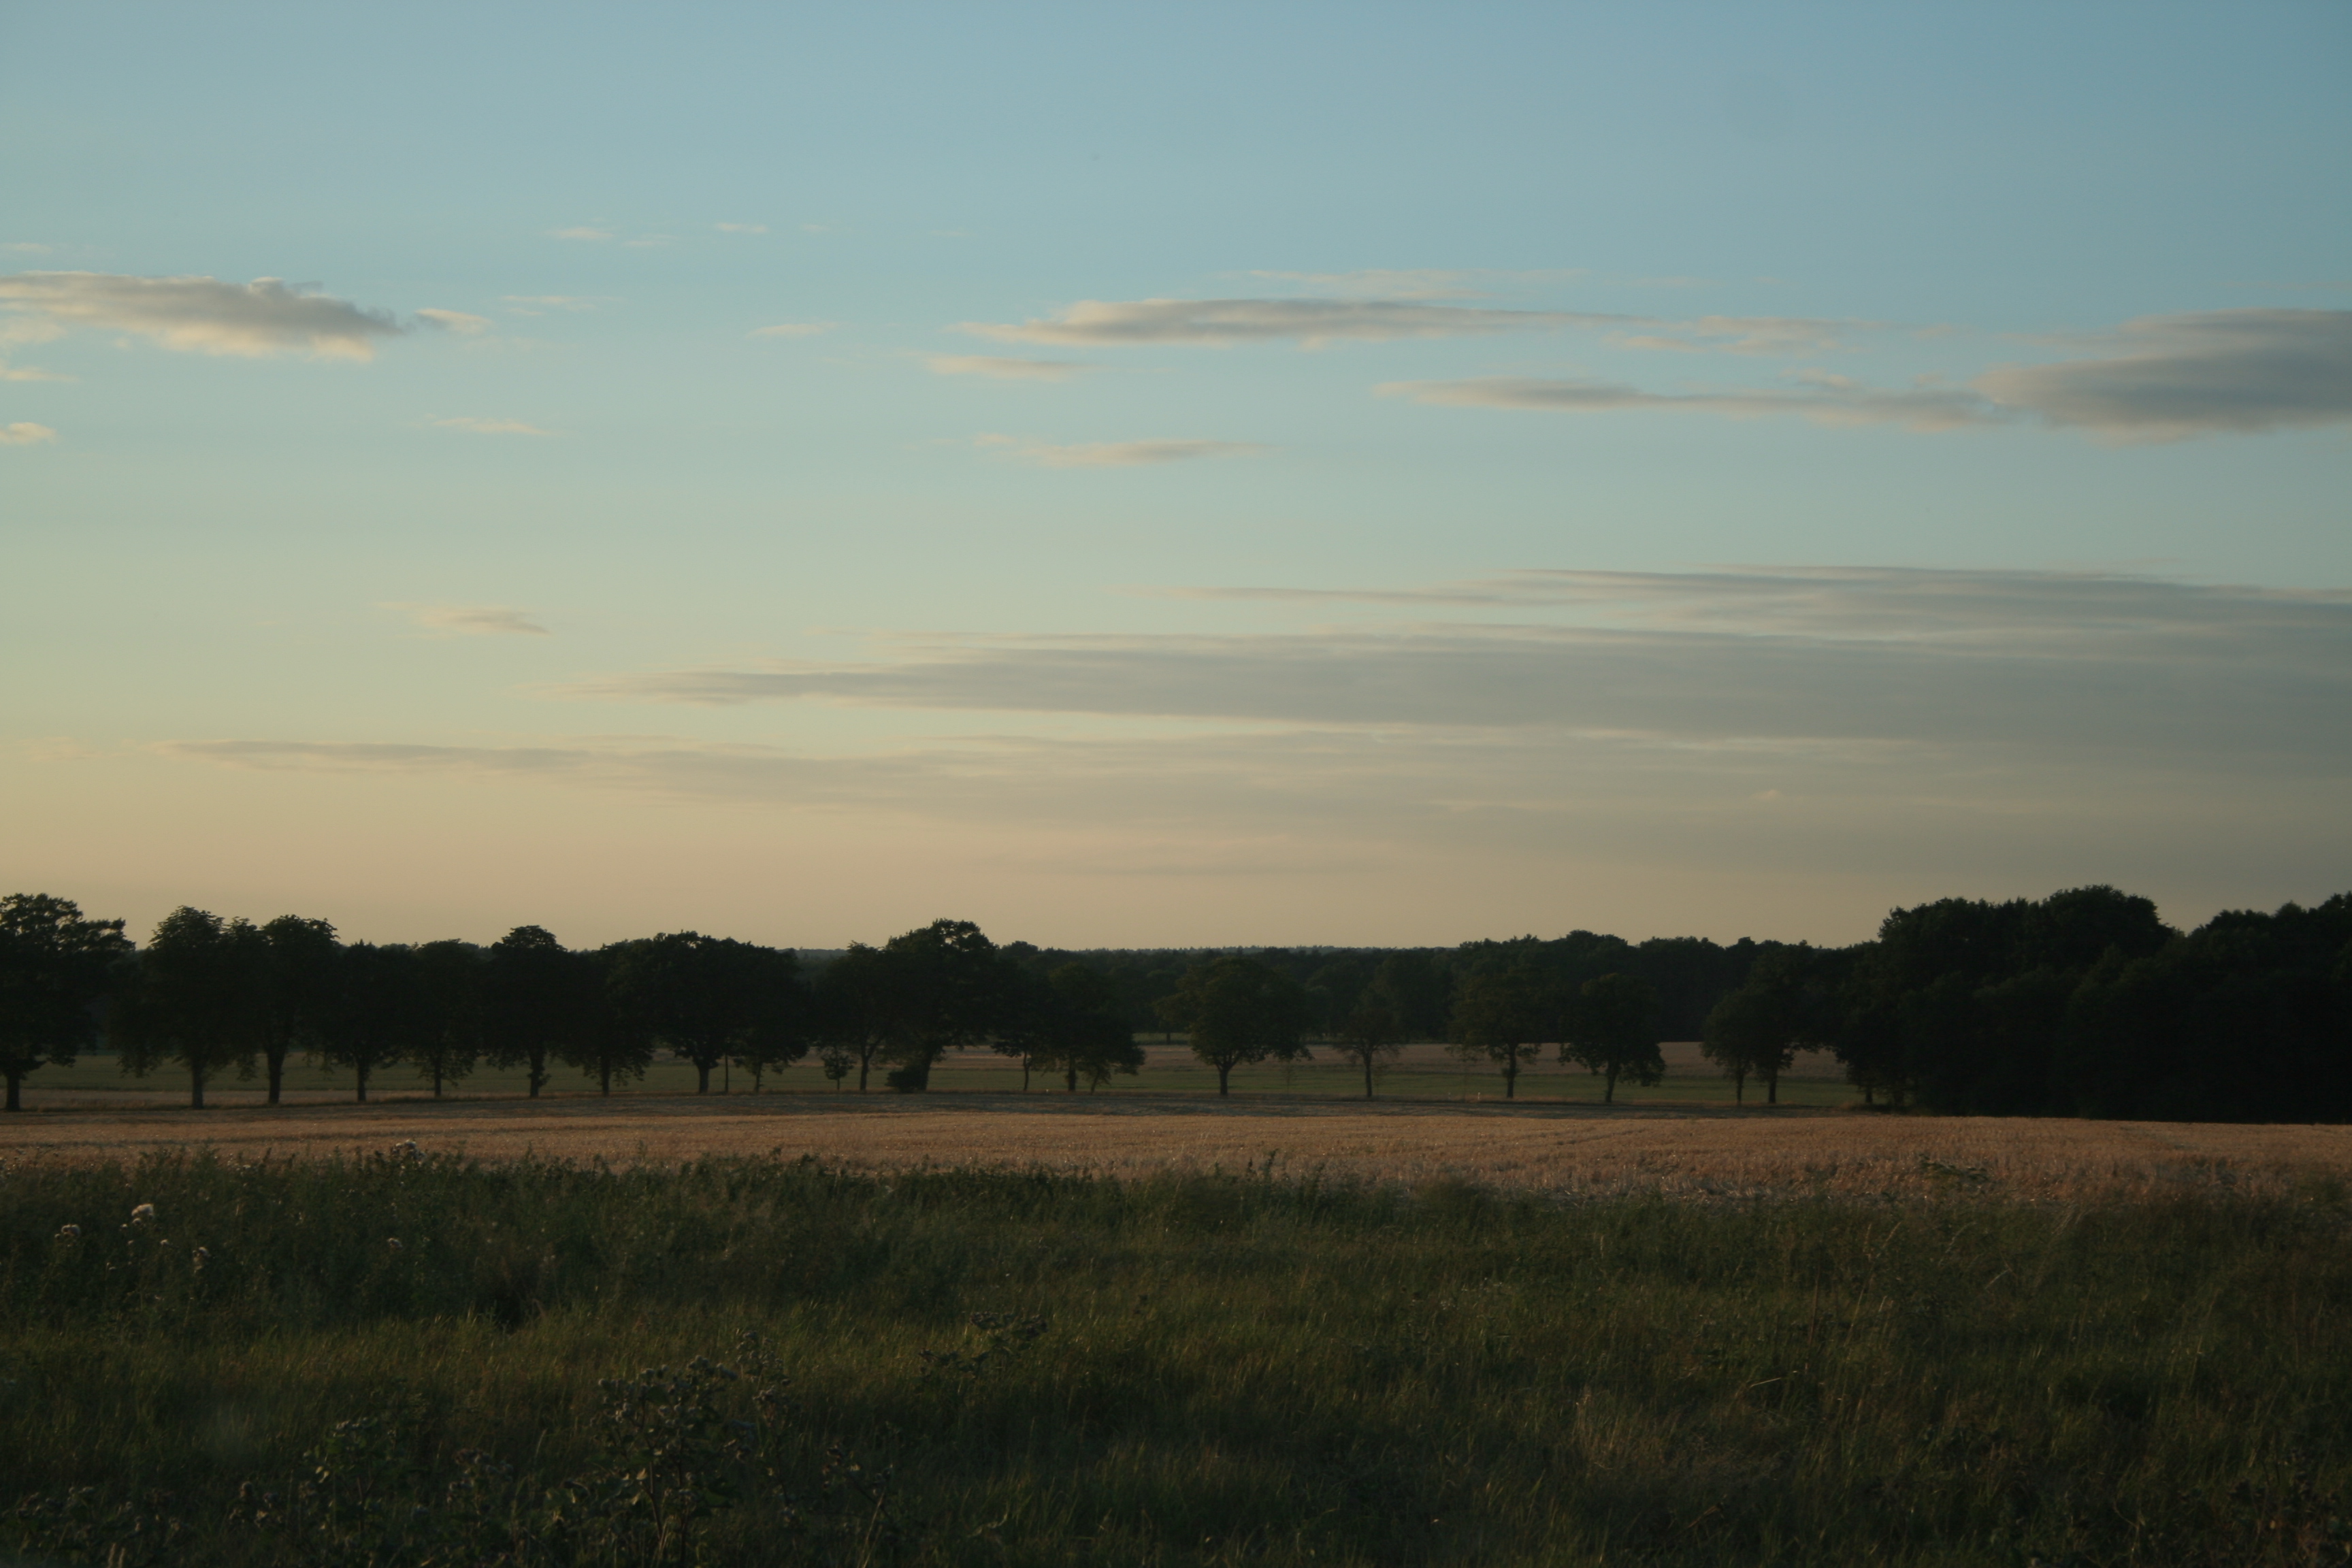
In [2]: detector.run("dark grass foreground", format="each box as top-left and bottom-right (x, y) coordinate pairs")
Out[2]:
(3, 1154), (2349, 1566)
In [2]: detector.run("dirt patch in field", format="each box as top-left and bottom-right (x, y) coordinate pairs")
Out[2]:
(6, 1091), (2347, 1202)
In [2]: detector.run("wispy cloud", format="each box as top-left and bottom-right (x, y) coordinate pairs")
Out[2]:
(0, 272), (402, 360)
(0, 359), (67, 382)
(429, 416), (554, 436)
(150, 567), (2352, 902)
(715, 222), (768, 235)
(750, 321), (840, 340)
(973, 434), (1269, 468)
(1611, 315), (1873, 355)
(557, 568), (2352, 775)
(962, 297), (1622, 348)
(401, 604), (551, 636)
(500, 295), (610, 316)
(1976, 309), (2352, 440)
(1384, 310), (2352, 442)
(1246, 270), (1492, 300)
(0, 421), (58, 446)
(416, 308), (491, 336)
(927, 355), (1092, 381)
(1379, 373), (1995, 431)
(551, 226), (615, 242)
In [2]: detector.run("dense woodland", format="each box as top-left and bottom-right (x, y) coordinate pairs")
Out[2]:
(1, 885), (2347, 1120)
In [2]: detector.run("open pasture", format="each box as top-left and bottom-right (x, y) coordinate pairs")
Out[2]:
(8, 1041), (1853, 1111)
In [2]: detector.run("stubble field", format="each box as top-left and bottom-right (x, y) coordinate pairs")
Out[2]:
(9, 1070), (2349, 1205)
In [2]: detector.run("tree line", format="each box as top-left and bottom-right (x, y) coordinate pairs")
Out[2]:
(3, 884), (2347, 1119)
(0, 901), (1152, 1111)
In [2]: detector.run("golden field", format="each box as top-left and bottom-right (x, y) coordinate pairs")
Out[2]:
(7, 1084), (2348, 1203)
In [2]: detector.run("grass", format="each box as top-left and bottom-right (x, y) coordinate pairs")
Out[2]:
(5, 1153), (2351, 1565)
(20, 1043), (1859, 1111)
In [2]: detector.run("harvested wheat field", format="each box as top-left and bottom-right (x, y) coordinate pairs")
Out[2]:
(8, 1090), (2350, 1202)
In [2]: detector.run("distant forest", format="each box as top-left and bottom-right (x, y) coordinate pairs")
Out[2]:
(3, 885), (2347, 1122)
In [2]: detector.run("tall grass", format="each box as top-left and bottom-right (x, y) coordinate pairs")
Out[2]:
(3, 1152), (2349, 1565)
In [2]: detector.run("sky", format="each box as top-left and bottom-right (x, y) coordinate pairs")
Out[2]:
(4, 1), (2350, 951)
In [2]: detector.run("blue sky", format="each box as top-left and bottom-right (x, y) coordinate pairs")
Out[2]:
(5, 2), (2349, 949)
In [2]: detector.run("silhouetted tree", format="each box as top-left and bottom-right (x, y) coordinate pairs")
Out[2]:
(1158, 956), (1312, 1096)
(410, 939), (485, 1097)
(1565, 973), (1665, 1103)
(487, 926), (574, 1097)
(812, 944), (895, 1091)
(1448, 964), (1551, 1100)
(568, 945), (655, 1095)
(0, 893), (131, 1112)
(1702, 949), (1825, 1105)
(327, 942), (420, 1102)
(115, 906), (257, 1108)
(610, 932), (788, 1094)
(1368, 951), (1452, 1041)
(1876, 885), (2172, 1114)
(1334, 994), (1405, 1099)
(876, 919), (1015, 1092)
(1005, 963), (1144, 1092)
(2059, 896), (2352, 1121)
(732, 946), (812, 1091)
(254, 915), (340, 1105)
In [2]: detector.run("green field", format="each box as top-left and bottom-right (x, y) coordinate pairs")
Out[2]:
(24, 1047), (1856, 1111)
(3, 1153), (2347, 1566)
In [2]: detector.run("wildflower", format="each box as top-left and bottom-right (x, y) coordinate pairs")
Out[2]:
(56, 1223), (82, 1240)
(387, 1237), (404, 1251)
(193, 1246), (210, 1271)
(129, 1203), (157, 1224)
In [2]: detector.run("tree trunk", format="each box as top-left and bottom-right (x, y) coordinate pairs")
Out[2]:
(1065, 1066), (1078, 1092)
(696, 1061), (712, 1094)
(858, 1054), (871, 1092)
(1605, 1063), (1618, 1104)
(5, 1071), (20, 1112)
(1217, 1062), (1232, 1096)
(529, 1051), (548, 1098)
(432, 1062), (444, 1098)
(356, 1062), (369, 1103)
(1766, 1069), (1779, 1106)
(267, 1051), (285, 1107)
(191, 1064), (206, 1109)
(1364, 1056), (1375, 1100)
(1503, 1057), (1518, 1099)
(601, 1062), (612, 1096)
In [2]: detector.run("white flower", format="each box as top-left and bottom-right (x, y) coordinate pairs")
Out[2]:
(386, 1237), (404, 1251)
(192, 1246), (210, 1271)
(56, 1223), (82, 1240)
(129, 1203), (157, 1224)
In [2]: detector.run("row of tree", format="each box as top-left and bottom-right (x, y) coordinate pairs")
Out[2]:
(0, 900), (1147, 1111)
(5, 885), (2348, 1119)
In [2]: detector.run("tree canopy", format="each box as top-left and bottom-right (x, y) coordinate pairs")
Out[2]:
(1158, 956), (1311, 1096)
(0, 894), (131, 1112)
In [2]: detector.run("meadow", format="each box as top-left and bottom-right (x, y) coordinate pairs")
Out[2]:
(4, 1144), (2351, 1566)
(11, 1041), (1872, 1113)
